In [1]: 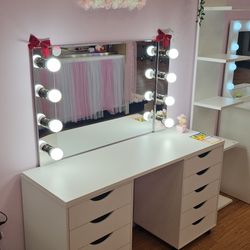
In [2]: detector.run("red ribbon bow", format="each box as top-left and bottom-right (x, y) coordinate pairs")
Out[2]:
(155, 29), (172, 49)
(28, 34), (51, 58)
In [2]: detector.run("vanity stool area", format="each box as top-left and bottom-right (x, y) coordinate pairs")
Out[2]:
(21, 129), (224, 250)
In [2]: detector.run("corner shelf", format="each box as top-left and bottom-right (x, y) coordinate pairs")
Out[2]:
(223, 138), (239, 151)
(194, 96), (243, 110)
(197, 54), (250, 63)
(218, 194), (233, 210)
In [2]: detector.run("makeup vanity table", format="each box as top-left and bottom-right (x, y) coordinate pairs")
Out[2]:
(21, 128), (224, 250)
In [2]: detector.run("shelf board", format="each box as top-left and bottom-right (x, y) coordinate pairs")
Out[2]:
(223, 138), (239, 151)
(204, 6), (232, 11)
(218, 194), (233, 210)
(197, 54), (250, 63)
(194, 96), (243, 110)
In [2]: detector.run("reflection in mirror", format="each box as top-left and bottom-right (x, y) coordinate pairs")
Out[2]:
(31, 40), (170, 166)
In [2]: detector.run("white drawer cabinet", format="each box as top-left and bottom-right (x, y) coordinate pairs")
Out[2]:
(22, 179), (133, 250)
(134, 145), (223, 249)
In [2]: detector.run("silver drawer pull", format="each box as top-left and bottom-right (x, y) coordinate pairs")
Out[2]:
(91, 191), (113, 201)
(198, 151), (211, 158)
(196, 168), (209, 176)
(90, 233), (112, 245)
(195, 184), (208, 193)
(193, 201), (207, 209)
(90, 212), (113, 224)
(192, 217), (205, 225)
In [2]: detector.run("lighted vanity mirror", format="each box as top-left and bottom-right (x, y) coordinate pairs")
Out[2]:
(31, 40), (170, 166)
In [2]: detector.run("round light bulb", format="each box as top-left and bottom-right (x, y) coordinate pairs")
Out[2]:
(163, 118), (175, 128)
(49, 148), (64, 161)
(233, 21), (242, 31)
(52, 46), (62, 57)
(47, 89), (62, 103)
(144, 91), (154, 101)
(229, 62), (237, 71)
(167, 48), (179, 59)
(145, 68), (155, 79)
(163, 96), (175, 106)
(143, 111), (152, 121)
(45, 58), (61, 72)
(166, 73), (177, 83)
(146, 46), (156, 57)
(247, 21), (250, 31)
(48, 119), (63, 133)
(231, 42), (239, 52)
(227, 82), (235, 90)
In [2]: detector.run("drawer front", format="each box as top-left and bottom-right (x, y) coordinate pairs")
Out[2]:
(182, 180), (220, 212)
(183, 164), (221, 196)
(180, 196), (218, 229)
(69, 182), (133, 229)
(79, 224), (131, 250)
(179, 212), (217, 248)
(184, 147), (223, 178)
(70, 205), (132, 250)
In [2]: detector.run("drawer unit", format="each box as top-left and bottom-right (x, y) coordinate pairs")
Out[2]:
(183, 163), (221, 195)
(184, 147), (223, 178)
(69, 183), (133, 229)
(180, 196), (218, 229)
(70, 204), (132, 250)
(179, 212), (217, 248)
(79, 224), (131, 250)
(181, 180), (220, 212)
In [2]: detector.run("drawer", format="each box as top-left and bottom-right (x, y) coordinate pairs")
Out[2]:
(70, 205), (132, 250)
(184, 147), (223, 178)
(183, 164), (221, 196)
(79, 224), (131, 250)
(69, 182), (133, 229)
(180, 196), (218, 229)
(179, 212), (217, 248)
(182, 180), (220, 212)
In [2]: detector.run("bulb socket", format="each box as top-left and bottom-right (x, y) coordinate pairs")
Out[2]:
(34, 57), (46, 68)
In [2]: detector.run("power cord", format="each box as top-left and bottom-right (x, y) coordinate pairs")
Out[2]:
(0, 211), (7, 226)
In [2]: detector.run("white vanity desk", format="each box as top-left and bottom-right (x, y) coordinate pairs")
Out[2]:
(22, 128), (224, 250)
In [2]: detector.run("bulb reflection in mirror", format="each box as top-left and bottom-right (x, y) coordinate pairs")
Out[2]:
(52, 46), (62, 57)
(229, 62), (237, 71)
(145, 68), (155, 79)
(233, 21), (242, 31)
(35, 84), (62, 103)
(39, 140), (64, 161)
(146, 46), (156, 56)
(165, 73), (177, 83)
(163, 96), (175, 106)
(231, 42), (239, 51)
(167, 48), (179, 59)
(37, 113), (63, 133)
(163, 118), (175, 128)
(227, 82), (235, 90)
(143, 111), (152, 121)
(247, 21), (250, 31)
(144, 91), (154, 101)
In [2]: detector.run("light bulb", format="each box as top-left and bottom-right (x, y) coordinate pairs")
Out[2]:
(163, 96), (175, 106)
(247, 21), (250, 31)
(231, 42), (239, 52)
(144, 91), (154, 101)
(233, 21), (242, 31)
(52, 46), (62, 57)
(33, 55), (42, 68)
(167, 48), (179, 59)
(48, 119), (63, 133)
(146, 46), (156, 56)
(143, 111), (152, 121)
(46, 58), (61, 72)
(163, 118), (175, 128)
(165, 73), (177, 83)
(47, 89), (62, 103)
(145, 68), (155, 79)
(49, 148), (64, 161)
(227, 82), (235, 90)
(229, 62), (237, 71)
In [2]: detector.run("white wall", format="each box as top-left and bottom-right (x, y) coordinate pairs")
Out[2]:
(0, 0), (198, 249)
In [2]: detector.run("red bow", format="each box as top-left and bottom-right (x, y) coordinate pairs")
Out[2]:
(28, 34), (51, 58)
(155, 29), (172, 49)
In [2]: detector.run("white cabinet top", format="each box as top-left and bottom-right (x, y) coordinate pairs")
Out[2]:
(22, 129), (224, 206)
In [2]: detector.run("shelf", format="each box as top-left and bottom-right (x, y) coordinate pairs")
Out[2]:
(218, 194), (233, 210)
(194, 96), (243, 110)
(198, 54), (250, 63)
(204, 6), (232, 11)
(223, 138), (239, 151)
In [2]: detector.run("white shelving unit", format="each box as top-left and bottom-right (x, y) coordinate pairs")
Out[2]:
(198, 54), (250, 63)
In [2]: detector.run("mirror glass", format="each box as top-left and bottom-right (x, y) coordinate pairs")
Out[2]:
(31, 40), (170, 166)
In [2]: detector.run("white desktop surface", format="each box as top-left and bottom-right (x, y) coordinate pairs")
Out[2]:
(23, 128), (224, 207)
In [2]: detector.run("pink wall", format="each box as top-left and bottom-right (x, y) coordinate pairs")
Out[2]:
(0, 0), (198, 249)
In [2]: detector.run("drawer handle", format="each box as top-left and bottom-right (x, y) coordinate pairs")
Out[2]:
(91, 191), (113, 201)
(193, 201), (207, 209)
(192, 217), (205, 225)
(195, 184), (208, 193)
(90, 233), (112, 245)
(198, 151), (211, 158)
(196, 168), (209, 176)
(91, 212), (113, 224)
